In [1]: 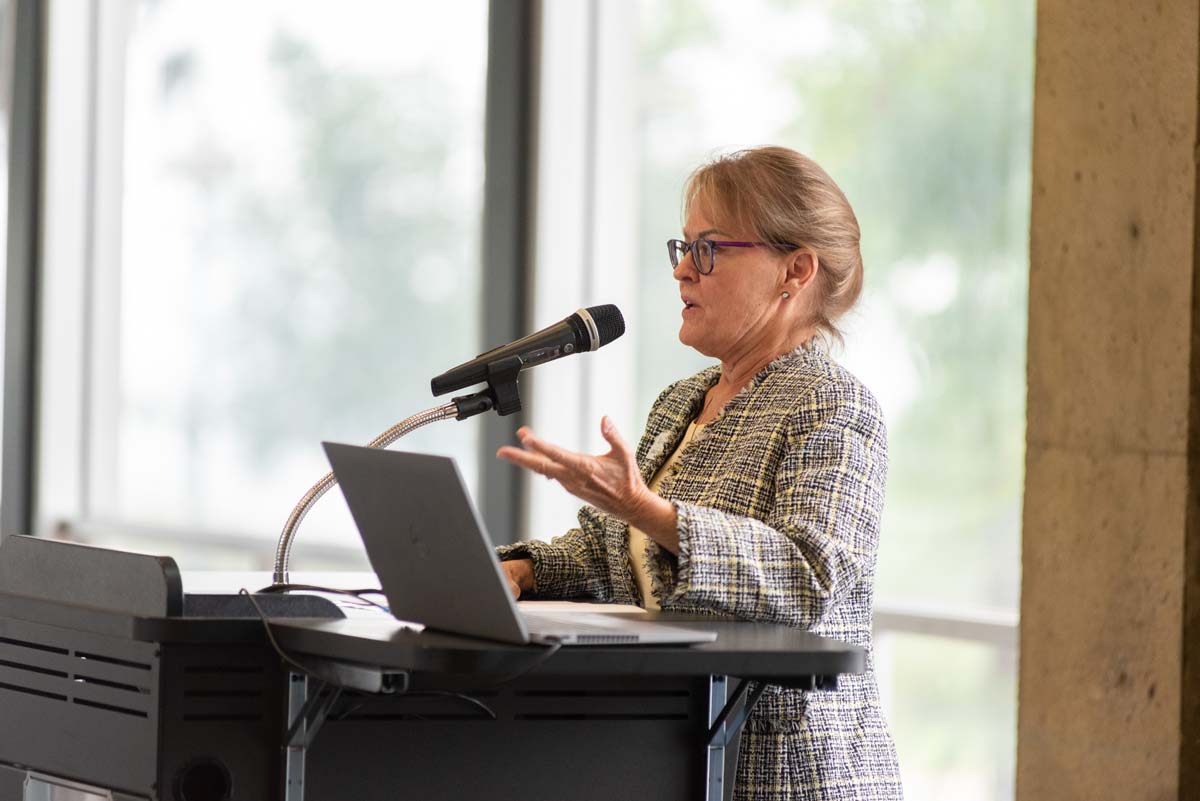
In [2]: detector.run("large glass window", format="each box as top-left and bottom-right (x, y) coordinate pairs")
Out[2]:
(40, 1), (489, 569)
(530, 2), (1031, 799)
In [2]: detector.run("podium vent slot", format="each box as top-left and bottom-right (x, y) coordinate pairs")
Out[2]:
(0, 679), (67, 701)
(515, 689), (691, 698)
(72, 674), (149, 694)
(74, 697), (149, 718)
(182, 713), (263, 722)
(179, 666), (267, 722)
(0, 635), (68, 655)
(336, 713), (492, 721)
(514, 713), (690, 721)
(0, 657), (68, 678)
(75, 651), (152, 671)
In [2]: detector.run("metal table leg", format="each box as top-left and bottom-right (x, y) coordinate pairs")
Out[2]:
(706, 675), (771, 801)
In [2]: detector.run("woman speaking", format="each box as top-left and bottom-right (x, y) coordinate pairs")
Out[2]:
(495, 146), (904, 801)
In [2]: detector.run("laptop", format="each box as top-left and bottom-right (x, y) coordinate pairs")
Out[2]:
(323, 442), (717, 647)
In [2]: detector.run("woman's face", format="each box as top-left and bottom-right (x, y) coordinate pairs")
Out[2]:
(675, 204), (791, 361)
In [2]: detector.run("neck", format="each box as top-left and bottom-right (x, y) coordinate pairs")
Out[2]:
(715, 327), (817, 393)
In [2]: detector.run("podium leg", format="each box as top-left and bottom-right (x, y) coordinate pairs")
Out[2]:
(706, 675), (728, 801)
(283, 673), (308, 801)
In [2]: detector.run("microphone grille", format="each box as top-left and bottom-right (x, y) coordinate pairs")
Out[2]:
(584, 304), (626, 346)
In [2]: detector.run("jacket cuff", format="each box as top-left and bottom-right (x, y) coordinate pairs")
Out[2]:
(496, 539), (581, 598)
(666, 500), (758, 611)
(667, 501), (700, 605)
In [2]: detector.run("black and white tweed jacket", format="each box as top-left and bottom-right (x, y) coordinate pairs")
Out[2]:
(497, 345), (904, 801)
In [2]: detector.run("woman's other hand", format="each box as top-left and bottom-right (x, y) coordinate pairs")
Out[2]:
(500, 558), (535, 600)
(497, 417), (649, 519)
(497, 417), (679, 553)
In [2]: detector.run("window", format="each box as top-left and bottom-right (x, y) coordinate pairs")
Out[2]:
(32, 2), (1032, 794)
(38, 0), (489, 569)
(530, 2), (1033, 798)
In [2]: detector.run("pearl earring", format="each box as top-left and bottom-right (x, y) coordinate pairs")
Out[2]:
(781, 291), (790, 299)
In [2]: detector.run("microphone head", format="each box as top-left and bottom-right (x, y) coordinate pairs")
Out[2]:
(579, 304), (625, 348)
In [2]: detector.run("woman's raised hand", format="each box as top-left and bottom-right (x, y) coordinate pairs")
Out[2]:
(496, 416), (653, 524)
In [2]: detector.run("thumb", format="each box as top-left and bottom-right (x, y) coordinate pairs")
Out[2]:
(600, 416), (632, 459)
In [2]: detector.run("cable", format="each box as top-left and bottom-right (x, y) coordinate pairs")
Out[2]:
(333, 689), (497, 721)
(256, 582), (391, 613)
(486, 637), (565, 685)
(239, 588), (500, 720)
(239, 588), (322, 677)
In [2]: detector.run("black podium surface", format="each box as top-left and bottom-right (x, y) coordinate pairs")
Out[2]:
(0, 536), (864, 801)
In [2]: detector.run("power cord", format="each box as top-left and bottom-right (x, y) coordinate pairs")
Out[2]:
(487, 636), (565, 685)
(239, 588), (322, 677)
(238, 588), (507, 721)
(332, 689), (498, 721)
(256, 581), (391, 613)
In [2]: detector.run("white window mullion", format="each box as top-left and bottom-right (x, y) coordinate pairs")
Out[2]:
(524, 0), (593, 541)
(85, 0), (134, 522)
(579, 0), (637, 458)
(37, 0), (94, 535)
(525, 0), (638, 542)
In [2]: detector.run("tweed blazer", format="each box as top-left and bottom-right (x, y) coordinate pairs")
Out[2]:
(497, 345), (904, 801)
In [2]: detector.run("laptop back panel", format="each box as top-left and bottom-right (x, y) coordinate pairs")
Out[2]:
(323, 442), (530, 645)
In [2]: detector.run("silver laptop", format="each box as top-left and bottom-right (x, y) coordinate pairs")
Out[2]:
(323, 442), (717, 647)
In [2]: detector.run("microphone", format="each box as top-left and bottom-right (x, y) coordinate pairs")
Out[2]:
(431, 304), (625, 396)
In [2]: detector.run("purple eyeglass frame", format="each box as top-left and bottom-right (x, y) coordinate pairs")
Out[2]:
(666, 238), (795, 275)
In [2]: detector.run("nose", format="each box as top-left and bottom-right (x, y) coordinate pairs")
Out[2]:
(672, 249), (699, 282)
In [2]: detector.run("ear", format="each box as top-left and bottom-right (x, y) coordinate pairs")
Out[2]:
(783, 249), (820, 294)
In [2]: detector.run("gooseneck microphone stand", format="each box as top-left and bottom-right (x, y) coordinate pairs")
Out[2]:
(269, 356), (524, 588)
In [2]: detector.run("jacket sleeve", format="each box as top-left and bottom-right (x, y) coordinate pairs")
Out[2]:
(665, 380), (887, 628)
(495, 505), (613, 600)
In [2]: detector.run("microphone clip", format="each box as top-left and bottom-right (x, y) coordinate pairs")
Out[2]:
(452, 355), (523, 420)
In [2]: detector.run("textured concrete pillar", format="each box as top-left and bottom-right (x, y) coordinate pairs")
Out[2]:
(1019, 2), (1200, 800)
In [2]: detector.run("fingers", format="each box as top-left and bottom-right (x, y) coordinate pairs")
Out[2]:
(515, 427), (590, 471)
(496, 445), (568, 481)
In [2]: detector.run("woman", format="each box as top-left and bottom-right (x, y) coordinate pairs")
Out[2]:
(495, 146), (903, 801)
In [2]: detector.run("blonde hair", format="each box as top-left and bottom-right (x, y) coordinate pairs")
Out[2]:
(683, 146), (863, 348)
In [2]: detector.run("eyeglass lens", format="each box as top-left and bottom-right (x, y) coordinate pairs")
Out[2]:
(668, 239), (714, 273)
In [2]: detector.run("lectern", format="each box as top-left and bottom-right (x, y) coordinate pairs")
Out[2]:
(0, 536), (862, 801)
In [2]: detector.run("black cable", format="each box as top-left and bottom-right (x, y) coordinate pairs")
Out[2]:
(486, 637), (565, 685)
(256, 582), (391, 613)
(252, 583), (563, 686)
(333, 689), (497, 721)
(239, 588), (321, 677)
(239, 588), (502, 720)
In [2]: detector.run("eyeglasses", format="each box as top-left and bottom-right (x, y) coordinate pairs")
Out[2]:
(666, 238), (795, 275)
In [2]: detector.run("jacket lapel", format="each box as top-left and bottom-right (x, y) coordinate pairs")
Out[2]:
(635, 367), (719, 483)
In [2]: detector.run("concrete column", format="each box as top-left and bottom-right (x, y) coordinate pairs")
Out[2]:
(1019, 2), (1200, 800)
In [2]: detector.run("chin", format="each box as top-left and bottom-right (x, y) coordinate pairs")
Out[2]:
(678, 325), (717, 358)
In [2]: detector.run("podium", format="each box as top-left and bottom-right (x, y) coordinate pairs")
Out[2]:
(0, 536), (862, 801)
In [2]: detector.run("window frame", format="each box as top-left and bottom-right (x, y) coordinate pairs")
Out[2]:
(1, 0), (41, 543)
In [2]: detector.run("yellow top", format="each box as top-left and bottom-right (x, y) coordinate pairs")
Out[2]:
(628, 419), (703, 610)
